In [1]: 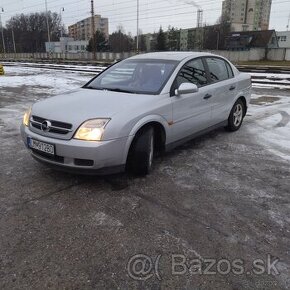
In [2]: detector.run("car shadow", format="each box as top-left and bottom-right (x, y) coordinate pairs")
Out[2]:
(42, 127), (226, 192)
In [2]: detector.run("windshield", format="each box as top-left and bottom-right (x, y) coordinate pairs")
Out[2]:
(85, 59), (178, 95)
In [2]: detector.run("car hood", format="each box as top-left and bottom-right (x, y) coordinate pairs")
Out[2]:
(32, 88), (157, 125)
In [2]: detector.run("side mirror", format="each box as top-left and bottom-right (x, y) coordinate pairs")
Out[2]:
(175, 83), (199, 96)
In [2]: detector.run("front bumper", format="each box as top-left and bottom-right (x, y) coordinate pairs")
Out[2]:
(21, 124), (128, 175)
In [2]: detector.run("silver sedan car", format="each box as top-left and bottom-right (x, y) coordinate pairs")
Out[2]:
(21, 52), (251, 175)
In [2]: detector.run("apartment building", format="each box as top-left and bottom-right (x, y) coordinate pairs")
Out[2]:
(222, 0), (272, 31)
(180, 29), (189, 51)
(179, 28), (203, 51)
(68, 15), (109, 41)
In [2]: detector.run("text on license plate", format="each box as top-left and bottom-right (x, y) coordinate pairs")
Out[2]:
(29, 138), (55, 155)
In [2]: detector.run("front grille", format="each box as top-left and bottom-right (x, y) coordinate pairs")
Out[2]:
(31, 116), (73, 135)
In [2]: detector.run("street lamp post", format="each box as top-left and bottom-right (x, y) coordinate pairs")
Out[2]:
(45, 0), (51, 54)
(136, 0), (139, 53)
(11, 16), (16, 53)
(216, 30), (220, 50)
(12, 29), (16, 53)
(60, 7), (64, 38)
(0, 8), (5, 54)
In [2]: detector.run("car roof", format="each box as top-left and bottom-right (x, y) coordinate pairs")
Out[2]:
(129, 51), (216, 61)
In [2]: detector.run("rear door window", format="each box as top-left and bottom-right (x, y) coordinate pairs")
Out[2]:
(225, 62), (234, 78)
(206, 57), (233, 83)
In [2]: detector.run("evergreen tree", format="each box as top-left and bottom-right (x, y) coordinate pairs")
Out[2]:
(167, 26), (180, 51)
(87, 30), (108, 52)
(156, 27), (167, 51)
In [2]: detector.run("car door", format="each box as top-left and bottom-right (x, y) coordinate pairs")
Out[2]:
(171, 58), (212, 142)
(204, 57), (237, 125)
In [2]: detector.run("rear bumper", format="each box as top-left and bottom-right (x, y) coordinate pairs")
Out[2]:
(21, 124), (128, 175)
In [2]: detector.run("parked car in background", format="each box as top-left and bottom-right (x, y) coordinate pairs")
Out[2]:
(21, 52), (252, 175)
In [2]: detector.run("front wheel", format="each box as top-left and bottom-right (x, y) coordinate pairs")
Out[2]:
(127, 126), (154, 176)
(226, 99), (245, 132)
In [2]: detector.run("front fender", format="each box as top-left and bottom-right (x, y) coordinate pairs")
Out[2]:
(121, 114), (170, 164)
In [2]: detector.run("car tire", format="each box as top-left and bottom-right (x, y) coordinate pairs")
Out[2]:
(127, 126), (154, 176)
(226, 99), (245, 132)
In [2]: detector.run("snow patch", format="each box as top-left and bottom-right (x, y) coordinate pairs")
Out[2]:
(248, 95), (290, 161)
(92, 212), (123, 227)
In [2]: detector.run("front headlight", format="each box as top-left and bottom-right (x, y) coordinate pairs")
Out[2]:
(74, 119), (110, 141)
(23, 107), (32, 127)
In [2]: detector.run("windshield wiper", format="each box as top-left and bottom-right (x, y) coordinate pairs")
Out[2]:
(84, 86), (102, 90)
(84, 86), (135, 94)
(104, 88), (136, 94)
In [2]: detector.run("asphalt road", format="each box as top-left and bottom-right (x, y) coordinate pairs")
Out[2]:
(0, 78), (289, 289)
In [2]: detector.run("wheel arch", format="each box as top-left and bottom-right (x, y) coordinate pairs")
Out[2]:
(238, 96), (247, 116)
(122, 116), (168, 165)
(231, 95), (247, 118)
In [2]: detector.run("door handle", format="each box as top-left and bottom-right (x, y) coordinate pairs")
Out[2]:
(229, 85), (236, 91)
(203, 94), (212, 100)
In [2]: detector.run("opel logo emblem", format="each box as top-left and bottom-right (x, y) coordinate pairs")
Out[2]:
(41, 120), (51, 132)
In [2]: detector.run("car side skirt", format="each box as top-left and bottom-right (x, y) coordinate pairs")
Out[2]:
(165, 120), (228, 152)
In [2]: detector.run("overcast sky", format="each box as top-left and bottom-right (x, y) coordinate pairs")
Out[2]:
(0, 0), (289, 34)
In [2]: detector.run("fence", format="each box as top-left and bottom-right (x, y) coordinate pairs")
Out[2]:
(1, 48), (290, 63)
(0, 51), (137, 62)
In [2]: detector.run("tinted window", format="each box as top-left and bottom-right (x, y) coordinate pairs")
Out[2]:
(176, 58), (208, 87)
(87, 59), (178, 95)
(206, 58), (232, 82)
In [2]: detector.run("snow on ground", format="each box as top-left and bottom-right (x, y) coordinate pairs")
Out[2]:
(250, 72), (290, 89)
(0, 66), (94, 139)
(0, 65), (289, 162)
(0, 66), (94, 95)
(253, 83), (290, 90)
(248, 93), (290, 161)
(3, 62), (106, 71)
(250, 72), (290, 79)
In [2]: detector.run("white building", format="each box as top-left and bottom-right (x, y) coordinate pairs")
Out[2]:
(276, 31), (290, 48)
(45, 37), (89, 53)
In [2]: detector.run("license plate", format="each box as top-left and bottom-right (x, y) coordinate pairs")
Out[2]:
(28, 138), (55, 155)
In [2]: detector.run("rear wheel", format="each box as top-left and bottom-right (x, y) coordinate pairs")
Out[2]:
(127, 126), (154, 176)
(226, 99), (245, 132)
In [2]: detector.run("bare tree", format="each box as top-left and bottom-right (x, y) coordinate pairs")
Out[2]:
(5, 11), (63, 52)
(109, 26), (134, 52)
